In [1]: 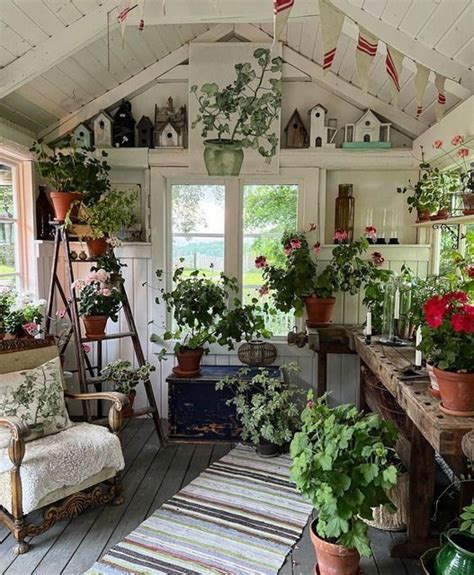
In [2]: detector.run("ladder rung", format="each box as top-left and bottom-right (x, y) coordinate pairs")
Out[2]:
(86, 376), (104, 385)
(81, 331), (135, 343)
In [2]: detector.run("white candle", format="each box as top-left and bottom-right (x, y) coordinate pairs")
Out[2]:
(415, 326), (422, 367)
(394, 288), (400, 320)
(366, 312), (372, 336)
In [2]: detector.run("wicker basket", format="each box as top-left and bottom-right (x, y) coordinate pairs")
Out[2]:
(363, 470), (409, 531)
(237, 340), (277, 367)
(462, 430), (474, 462)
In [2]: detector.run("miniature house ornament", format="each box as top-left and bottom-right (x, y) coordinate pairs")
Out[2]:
(308, 104), (337, 148)
(73, 123), (92, 148)
(284, 109), (309, 148)
(136, 116), (154, 148)
(93, 111), (113, 148)
(343, 109), (391, 148)
(154, 97), (187, 148)
(113, 100), (136, 148)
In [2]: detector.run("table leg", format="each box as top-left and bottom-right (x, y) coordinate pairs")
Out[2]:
(317, 352), (327, 397)
(391, 425), (439, 558)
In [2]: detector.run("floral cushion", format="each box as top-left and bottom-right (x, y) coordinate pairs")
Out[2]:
(0, 356), (72, 448)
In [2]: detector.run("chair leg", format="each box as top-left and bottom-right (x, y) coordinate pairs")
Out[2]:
(13, 519), (29, 555)
(110, 476), (124, 506)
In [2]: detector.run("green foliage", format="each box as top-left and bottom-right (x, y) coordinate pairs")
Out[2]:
(77, 189), (137, 239)
(290, 393), (398, 557)
(30, 138), (111, 205)
(191, 48), (282, 162)
(75, 272), (122, 321)
(2, 290), (45, 335)
(0, 287), (15, 332)
(151, 264), (272, 355)
(362, 268), (394, 334)
(216, 363), (302, 446)
(460, 501), (474, 535)
(101, 359), (155, 395)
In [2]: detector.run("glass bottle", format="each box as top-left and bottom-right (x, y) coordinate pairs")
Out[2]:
(36, 186), (54, 240)
(380, 276), (410, 346)
(334, 184), (355, 242)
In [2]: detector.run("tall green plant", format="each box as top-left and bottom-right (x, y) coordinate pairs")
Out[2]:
(78, 189), (137, 239)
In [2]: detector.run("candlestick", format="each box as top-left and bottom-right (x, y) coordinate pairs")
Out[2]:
(365, 311), (372, 344)
(415, 326), (422, 367)
(394, 288), (400, 320)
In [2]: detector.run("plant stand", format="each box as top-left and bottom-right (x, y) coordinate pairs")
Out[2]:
(45, 224), (165, 445)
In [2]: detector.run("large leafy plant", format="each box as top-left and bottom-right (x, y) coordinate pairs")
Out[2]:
(73, 269), (122, 321)
(216, 363), (302, 446)
(290, 394), (398, 557)
(460, 502), (474, 535)
(152, 265), (271, 355)
(101, 359), (155, 395)
(191, 48), (282, 162)
(77, 189), (137, 239)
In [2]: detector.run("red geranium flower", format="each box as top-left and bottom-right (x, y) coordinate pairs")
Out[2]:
(255, 255), (268, 269)
(423, 295), (447, 328)
(371, 252), (384, 266)
(466, 266), (474, 278)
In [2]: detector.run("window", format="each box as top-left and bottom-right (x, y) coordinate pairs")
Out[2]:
(0, 163), (18, 288)
(242, 184), (298, 336)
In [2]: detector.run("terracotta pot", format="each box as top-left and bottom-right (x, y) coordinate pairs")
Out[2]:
(426, 363), (441, 397)
(463, 192), (474, 215)
(434, 367), (474, 415)
(416, 209), (432, 223)
(50, 191), (83, 222)
(256, 442), (279, 458)
(122, 389), (136, 418)
(176, 347), (204, 374)
(86, 237), (108, 259)
(82, 315), (108, 339)
(430, 208), (449, 221)
(305, 296), (336, 326)
(310, 520), (360, 575)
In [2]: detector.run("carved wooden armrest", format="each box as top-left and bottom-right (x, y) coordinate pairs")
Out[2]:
(0, 416), (30, 443)
(65, 392), (128, 434)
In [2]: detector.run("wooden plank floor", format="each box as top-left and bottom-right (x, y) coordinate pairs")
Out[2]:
(0, 419), (421, 574)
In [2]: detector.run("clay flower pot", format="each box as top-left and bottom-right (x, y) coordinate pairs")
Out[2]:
(86, 237), (108, 259)
(122, 389), (136, 418)
(434, 367), (474, 416)
(50, 191), (83, 222)
(256, 442), (279, 458)
(203, 139), (244, 176)
(310, 520), (360, 575)
(427, 363), (441, 398)
(416, 209), (432, 223)
(430, 208), (449, 221)
(305, 296), (336, 327)
(82, 315), (108, 339)
(175, 347), (204, 375)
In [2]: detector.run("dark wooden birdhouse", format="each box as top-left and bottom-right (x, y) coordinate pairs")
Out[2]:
(113, 100), (135, 148)
(284, 109), (309, 148)
(136, 115), (154, 148)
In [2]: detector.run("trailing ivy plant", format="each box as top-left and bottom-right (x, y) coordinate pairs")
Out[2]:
(291, 393), (398, 557)
(190, 48), (282, 162)
(101, 359), (155, 395)
(216, 363), (302, 446)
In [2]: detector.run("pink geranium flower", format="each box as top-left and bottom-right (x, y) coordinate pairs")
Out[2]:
(283, 245), (292, 256)
(333, 229), (348, 242)
(255, 255), (268, 269)
(290, 238), (301, 249)
(55, 309), (66, 318)
(312, 242), (321, 255)
(458, 148), (469, 158)
(433, 140), (443, 149)
(258, 285), (269, 296)
(306, 399), (314, 408)
(22, 322), (38, 336)
(82, 343), (91, 353)
(364, 225), (377, 239)
(371, 252), (384, 266)
(451, 135), (464, 146)
(101, 288), (111, 297)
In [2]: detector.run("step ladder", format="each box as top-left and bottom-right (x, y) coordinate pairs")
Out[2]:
(45, 224), (165, 445)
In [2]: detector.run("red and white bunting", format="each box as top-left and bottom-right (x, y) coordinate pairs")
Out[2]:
(435, 74), (446, 122)
(117, 0), (133, 38)
(273, 0), (294, 44)
(319, 0), (345, 75)
(415, 63), (430, 117)
(138, 0), (147, 31)
(355, 27), (378, 92)
(385, 45), (403, 107)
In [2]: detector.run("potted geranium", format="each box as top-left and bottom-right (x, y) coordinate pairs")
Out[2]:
(30, 139), (111, 221)
(216, 363), (301, 457)
(152, 265), (271, 375)
(3, 291), (46, 339)
(73, 269), (122, 338)
(190, 48), (282, 176)
(291, 393), (398, 575)
(101, 359), (155, 417)
(419, 291), (474, 415)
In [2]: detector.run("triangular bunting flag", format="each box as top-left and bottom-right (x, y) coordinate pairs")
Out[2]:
(355, 27), (378, 92)
(435, 74), (446, 122)
(319, 0), (345, 75)
(138, 0), (147, 31)
(385, 46), (404, 107)
(117, 0), (132, 39)
(273, 0), (294, 45)
(414, 63), (430, 117)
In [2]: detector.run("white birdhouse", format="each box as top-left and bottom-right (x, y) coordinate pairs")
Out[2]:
(308, 104), (336, 148)
(344, 110), (391, 146)
(93, 111), (113, 148)
(73, 123), (92, 148)
(158, 121), (180, 147)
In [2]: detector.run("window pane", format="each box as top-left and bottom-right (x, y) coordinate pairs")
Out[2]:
(0, 164), (17, 288)
(243, 184), (298, 336)
(172, 184), (225, 234)
(172, 236), (224, 277)
(0, 167), (14, 218)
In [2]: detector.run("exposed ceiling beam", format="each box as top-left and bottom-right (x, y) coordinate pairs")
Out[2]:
(0, 0), (120, 100)
(329, 0), (473, 93)
(39, 24), (234, 143)
(235, 24), (427, 138)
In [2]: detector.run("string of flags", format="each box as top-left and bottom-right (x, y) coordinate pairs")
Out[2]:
(271, 0), (451, 120)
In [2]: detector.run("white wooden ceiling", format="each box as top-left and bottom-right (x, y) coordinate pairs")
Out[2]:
(0, 0), (472, 137)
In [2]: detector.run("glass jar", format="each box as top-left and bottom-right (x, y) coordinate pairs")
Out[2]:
(380, 276), (411, 345)
(334, 184), (355, 242)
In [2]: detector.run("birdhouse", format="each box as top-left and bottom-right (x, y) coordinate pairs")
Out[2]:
(92, 111), (113, 148)
(343, 110), (391, 148)
(284, 109), (309, 148)
(154, 97), (187, 148)
(308, 104), (336, 148)
(113, 100), (136, 148)
(73, 123), (92, 148)
(136, 115), (154, 148)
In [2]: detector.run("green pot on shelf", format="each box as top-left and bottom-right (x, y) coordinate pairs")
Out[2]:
(434, 529), (474, 575)
(203, 139), (244, 176)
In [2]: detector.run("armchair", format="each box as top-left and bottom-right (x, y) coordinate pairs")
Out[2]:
(0, 338), (128, 555)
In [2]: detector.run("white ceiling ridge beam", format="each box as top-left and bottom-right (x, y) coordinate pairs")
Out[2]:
(234, 24), (428, 138)
(0, 0), (120, 100)
(38, 24), (234, 143)
(328, 0), (472, 93)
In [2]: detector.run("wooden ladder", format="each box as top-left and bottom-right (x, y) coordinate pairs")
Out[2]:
(45, 224), (165, 445)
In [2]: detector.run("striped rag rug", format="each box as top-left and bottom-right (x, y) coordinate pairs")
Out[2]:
(86, 445), (313, 575)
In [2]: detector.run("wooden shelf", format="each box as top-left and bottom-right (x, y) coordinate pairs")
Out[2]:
(414, 214), (474, 227)
(81, 331), (135, 343)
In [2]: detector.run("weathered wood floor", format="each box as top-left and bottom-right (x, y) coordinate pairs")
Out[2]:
(0, 419), (421, 574)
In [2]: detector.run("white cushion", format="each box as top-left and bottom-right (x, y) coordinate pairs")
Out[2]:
(0, 422), (125, 514)
(0, 356), (72, 448)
